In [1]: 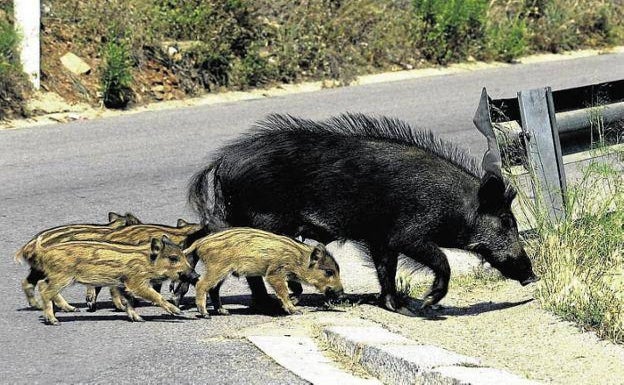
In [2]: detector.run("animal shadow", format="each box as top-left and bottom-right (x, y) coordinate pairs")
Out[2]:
(400, 297), (535, 320)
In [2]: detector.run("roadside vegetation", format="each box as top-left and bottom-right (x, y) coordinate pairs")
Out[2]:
(517, 155), (624, 343)
(29, 0), (623, 112)
(0, 1), (30, 119)
(507, 108), (624, 343)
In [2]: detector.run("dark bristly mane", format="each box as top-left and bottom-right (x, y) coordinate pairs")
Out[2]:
(252, 113), (482, 177)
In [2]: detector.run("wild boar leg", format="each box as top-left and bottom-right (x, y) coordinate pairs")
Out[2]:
(125, 281), (180, 316)
(85, 286), (101, 312)
(39, 278), (73, 325)
(51, 292), (78, 312)
(195, 271), (229, 318)
(109, 287), (127, 311)
(122, 295), (144, 322)
(404, 243), (450, 308)
(208, 280), (229, 315)
(22, 268), (44, 309)
(369, 244), (400, 311)
(287, 280), (303, 305)
(246, 276), (273, 309)
(266, 274), (300, 315)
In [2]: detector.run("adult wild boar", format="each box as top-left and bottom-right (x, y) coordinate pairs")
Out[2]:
(188, 112), (539, 312)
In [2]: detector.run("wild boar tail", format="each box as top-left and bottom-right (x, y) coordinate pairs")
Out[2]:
(188, 159), (229, 228)
(13, 246), (25, 264)
(14, 239), (35, 264)
(182, 242), (197, 256)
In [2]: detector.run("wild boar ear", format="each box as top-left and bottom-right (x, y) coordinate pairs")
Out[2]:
(504, 185), (517, 205)
(124, 212), (141, 225)
(478, 171), (506, 211)
(309, 244), (326, 267)
(177, 219), (189, 228)
(150, 237), (164, 257)
(108, 212), (122, 222)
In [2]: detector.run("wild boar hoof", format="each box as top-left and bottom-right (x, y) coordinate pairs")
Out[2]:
(421, 295), (439, 309)
(169, 296), (181, 307)
(198, 313), (212, 319)
(28, 299), (43, 309)
(216, 308), (230, 316)
(130, 315), (145, 323)
(284, 307), (302, 315)
(165, 305), (181, 315)
(379, 293), (399, 312)
(44, 318), (60, 326)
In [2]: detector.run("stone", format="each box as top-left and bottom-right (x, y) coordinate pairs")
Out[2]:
(60, 52), (91, 75)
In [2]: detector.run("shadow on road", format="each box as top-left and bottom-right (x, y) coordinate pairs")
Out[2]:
(50, 313), (191, 324)
(400, 297), (535, 320)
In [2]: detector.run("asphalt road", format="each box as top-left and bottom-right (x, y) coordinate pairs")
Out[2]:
(2, 52), (624, 384)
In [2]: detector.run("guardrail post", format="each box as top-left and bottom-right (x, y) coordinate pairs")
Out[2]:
(517, 87), (567, 222)
(14, 0), (40, 89)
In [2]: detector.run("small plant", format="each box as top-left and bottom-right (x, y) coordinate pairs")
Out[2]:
(100, 34), (133, 109)
(412, 0), (489, 64)
(0, 6), (30, 119)
(486, 15), (528, 62)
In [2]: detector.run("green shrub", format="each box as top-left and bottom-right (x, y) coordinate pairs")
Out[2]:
(0, 7), (30, 119)
(524, 0), (624, 52)
(100, 33), (133, 108)
(485, 14), (528, 62)
(412, 0), (489, 64)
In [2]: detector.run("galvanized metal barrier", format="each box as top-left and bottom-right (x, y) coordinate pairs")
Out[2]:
(474, 80), (624, 222)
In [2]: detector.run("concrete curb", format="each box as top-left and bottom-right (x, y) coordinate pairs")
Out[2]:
(321, 326), (540, 385)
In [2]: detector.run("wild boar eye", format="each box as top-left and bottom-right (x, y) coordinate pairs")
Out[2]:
(500, 215), (514, 228)
(168, 256), (180, 263)
(324, 269), (335, 277)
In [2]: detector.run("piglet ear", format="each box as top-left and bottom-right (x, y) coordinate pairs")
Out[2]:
(108, 212), (122, 222)
(177, 219), (189, 228)
(478, 172), (506, 211)
(309, 244), (325, 267)
(151, 237), (164, 257)
(125, 212), (141, 225)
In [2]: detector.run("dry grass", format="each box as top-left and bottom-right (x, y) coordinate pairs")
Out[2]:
(517, 159), (624, 343)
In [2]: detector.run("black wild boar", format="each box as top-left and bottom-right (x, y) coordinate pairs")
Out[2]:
(188, 113), (539, 312)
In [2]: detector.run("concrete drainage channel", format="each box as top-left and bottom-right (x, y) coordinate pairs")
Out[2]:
(249, 324), (539, 385)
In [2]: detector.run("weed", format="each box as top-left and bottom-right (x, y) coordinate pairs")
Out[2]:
(100, 30), (133, 109)
(413, 0), (489, 64)
(0, 5), (30, 119)
(513, 144), (624, 342)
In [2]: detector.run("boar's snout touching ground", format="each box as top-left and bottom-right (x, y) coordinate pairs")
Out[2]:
(467, 172), (539, 287)
(187, 228), (343, 318)
(150, 236), (193, 282)
(300, 244), (344, 301)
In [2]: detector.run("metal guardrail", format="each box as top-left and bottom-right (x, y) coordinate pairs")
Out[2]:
(476, 80), (624, 222)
